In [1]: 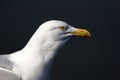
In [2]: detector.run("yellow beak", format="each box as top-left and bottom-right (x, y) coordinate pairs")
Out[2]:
(69, 28), (91, 37)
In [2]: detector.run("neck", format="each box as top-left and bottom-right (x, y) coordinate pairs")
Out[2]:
(24, 35), (65, 61)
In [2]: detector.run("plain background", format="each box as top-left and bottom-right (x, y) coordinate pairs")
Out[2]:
(0, 0), (119, 80)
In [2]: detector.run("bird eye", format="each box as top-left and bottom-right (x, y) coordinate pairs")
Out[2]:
(58, 26), (65, 30)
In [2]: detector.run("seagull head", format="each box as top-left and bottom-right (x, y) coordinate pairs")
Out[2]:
(38, 20), (90, 41)
(24, 20), (91, 60)
(27, 20), (91, 52)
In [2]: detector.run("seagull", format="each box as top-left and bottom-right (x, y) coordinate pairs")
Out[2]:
(0, 20), (90, 80)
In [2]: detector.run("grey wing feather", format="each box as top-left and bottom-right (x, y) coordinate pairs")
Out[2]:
(0, 55), (22, 80)
(0, 67), (21, 80)
(0, 55), (13, 70)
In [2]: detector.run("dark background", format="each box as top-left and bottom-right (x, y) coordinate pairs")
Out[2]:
(0, 0), (120, 80)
